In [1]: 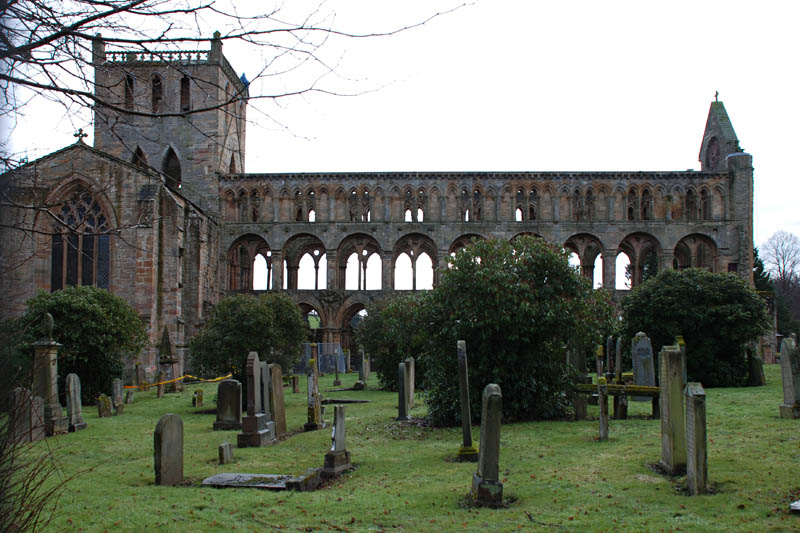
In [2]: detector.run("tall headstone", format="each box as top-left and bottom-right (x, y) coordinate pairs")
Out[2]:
(360, 349), (370, 380)
(615, 337), (623, 383)
(746, 347), (766, 387)
(213, 379), (242, 430)
(457, 341), (478, 462)
(237, 352), (275, 447)
(659, 344), (686, 475)
(606, 336), (615, 375)
(304, 358), (322, 431)
(112, 378), (124, 415)
(779, 338), (800, 418)
(322, 405), (352, 478)
(292, 375), (300, 394)
(97, 393), (112, 417)
(333, 358), (342, 387)
(9, 387), (45, 443)
(125, 390), (135, 404)
(685, 382), (708, 495)
(65, 373), (87, 432)
(268, 363), (287, 437)
(404, 356), (415, 409)
(154, 413), (183, 486)
(31, 316), (68, 436)
(631, 332), (655, 401)
(156, 371), (165, 398)
(397, 362), (409, 420)
(135, 362), (146, 391)
(595, 344), (604, 377)
(471, 383), (503, 507)
(598, 380), (609, 441)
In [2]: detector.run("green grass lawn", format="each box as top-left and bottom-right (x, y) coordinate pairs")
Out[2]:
(26, 365), (800, 532)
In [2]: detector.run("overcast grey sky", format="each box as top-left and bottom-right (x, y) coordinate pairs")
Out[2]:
(8, 1), (798, 248)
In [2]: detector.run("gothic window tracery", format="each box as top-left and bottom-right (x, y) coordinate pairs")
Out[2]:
(686, 189), (698, 221)
(627, 190), (638, 221)
(151, 74), (163, 113)
(700, 189), (710, 221)
(529, 189), (538, 220)
(472, 189), (482, 221)
(640, 189), (652, 221)
(51, 187), (110, 291)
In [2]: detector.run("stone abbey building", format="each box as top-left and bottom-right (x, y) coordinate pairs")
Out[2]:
(0, 34), (755, 371)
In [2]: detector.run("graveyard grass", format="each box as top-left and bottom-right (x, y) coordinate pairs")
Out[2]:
(29, 365), (800, 532)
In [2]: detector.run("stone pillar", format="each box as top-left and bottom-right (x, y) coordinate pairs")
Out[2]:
(471, 383), (503, 507)
(325, 250), (337, 290)
(598, 381), (609, 441)
(457, 341), (478, 461)
(606, 336), (615, 375)
(237, 352), (275, 447)
(404, 356), (415, 409)
(595, 344), (604, 377)
(602, 249), (616, 290)
(685, 382), (708, 495)
(272, 251), (284, 290)
(32, 338), (68, 436)
(65, 373), (87, 432)
(112, 378), (124, 414)
(268, 363), (287, 437)
(659, 344), (686, 475)
(322, 405), (352, 478)
(154, 413), (183, 486)
(397, 362), (409, 420)
(779, 337), (800, 418)
(304, 358), (323, 431)
(661, 249), (675, 271)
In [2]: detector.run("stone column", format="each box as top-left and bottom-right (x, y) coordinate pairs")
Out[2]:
(659, 344), (686, 475)
(304, 358), (322, 431)
(326, 250), (337, 290)
(382, 251), (394, 290)
(397, 362), (409, 420)
(661, 249), (675, 271)
(598, 380), (609, 441)
(602, 249), (616, 290)
(32, 338), (68, 436)
(471, 383), (503, 507)
(272, 251), (284, 290)
(457, 341), (478, 462)
(321, 405), (352, 478)
(404, 356), (415, 409)
(65, 374), (87, 432)
(685, 382), (708, 495)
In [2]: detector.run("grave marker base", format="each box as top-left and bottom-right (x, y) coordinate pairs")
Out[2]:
(779, 404), (800, 419)
(471, 474), (503, 507)
(457, 445), (479, 462)
(202, 469), (321, 491)
(321, 450), (352, 479)
(69, 421), (88, 432)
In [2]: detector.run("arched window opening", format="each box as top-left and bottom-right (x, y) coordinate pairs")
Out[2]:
(472, 190), (482, 221)
(417, 208), (424, 222)
(229, 154), (237, 174)
(297, 251), (327, 290)
(515, 207), (523, 222)
(51, 188), (110, 291)
(237, 191), (247, 222)
(366, 210), (371, 222)
(162, 148), (181, 189)
(464, 209), (470, 222)
(252, 253), (271, 290)
(394, 253), (413, 290)
(124, 75), (134, 110)
(627, 191), (637, 221)
(132, 147), (148, 170)
(306, 309), (321, 330)
(585, 189), (595, 220)
(593, 255), (603, 289)
(616, 252), (632, 290)
(686, 190), (697, 221)
(365, 253), (382, 290)
(180, 76), (191, 112)
(568, 251), (581, 272)
(416, 252), (434, 290)
(250, 191), (260, 222)
(529, 190), (538, 220)
(151, 74), (163, 113)
(296, 207), (304, 222)
(641, 190), (652, 221)
(700, 190), (710, 221)
(308, 209), (316, 222)
(283, 259), (288, 289)
(404, 209), (412, 222)
(238, 247), (251, 289)
(345, 253), (360, 290)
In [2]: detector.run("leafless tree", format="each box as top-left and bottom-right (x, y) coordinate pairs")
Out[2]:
(762, 231), (800, 293)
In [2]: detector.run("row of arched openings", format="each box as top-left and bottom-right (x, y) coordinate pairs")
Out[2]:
(123, 73), (192, 113)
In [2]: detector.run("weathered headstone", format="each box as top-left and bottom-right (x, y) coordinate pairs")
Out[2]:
(598, 380), (609, 441)
(333, 359), (342, 387)
(360, 349), (369, 380)
(156, 371), (165, 398)
(213, 379), (242, 430)
(457, 341), (478, 462)
(154, 413), (183, 486)
(404, 356), (415, 409)
(322, 405), (352, 478)
(685, 382), (708, 495)
(397, 362), (409, 420)
(112, 378), (124, 415)
(292, 375), (300, 394)
(632, 332), (655, 401)
(32, 321), (68, 436)
(97, 393), (113, 418)
(65, 373), (87, 432)
(779, 338), (800, 418)
(238, 352), (275, 447)
(304, 358), (323, 431)
(606, 336), (615, 375)
(135, 362), (146, 391)
(9, 387), (45, 443)
(471, 383), (503, 507)
(192, 389), (204, 407)
(125, 390), (135, 404)
(615, 337), (623, 383)
(658, 344), (686, 475)
(268, 363), (287, 437)
(219, 442), (234, 465)
(354, 357), (367, 390)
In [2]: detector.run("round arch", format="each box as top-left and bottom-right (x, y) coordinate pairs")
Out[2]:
(618, 232), (662, 288)
(283, 233), (326, 290)
(226, 233), (271, 290)
(336, 233), (383, 290)
(674, 233), (719, 272)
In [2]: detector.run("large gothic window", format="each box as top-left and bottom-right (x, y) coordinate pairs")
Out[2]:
(51, 188), (110, 291)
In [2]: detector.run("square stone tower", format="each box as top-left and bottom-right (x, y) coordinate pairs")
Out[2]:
(91, 32), (247, 215)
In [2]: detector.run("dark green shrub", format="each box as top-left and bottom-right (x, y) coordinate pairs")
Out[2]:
(421, 236), (614, 426)
(621, 268), (769, 387)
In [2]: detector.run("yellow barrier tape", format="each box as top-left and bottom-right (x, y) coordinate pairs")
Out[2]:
(123, 373), (233, 389)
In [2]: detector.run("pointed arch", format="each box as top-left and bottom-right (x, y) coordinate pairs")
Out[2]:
(162, 147), (181, 189)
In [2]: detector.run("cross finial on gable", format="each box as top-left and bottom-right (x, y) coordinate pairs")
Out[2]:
(73, 128), (88, 142)
(714, 91), (719, 102)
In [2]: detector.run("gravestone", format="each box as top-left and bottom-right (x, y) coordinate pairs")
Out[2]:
(345, 349), (352, 373)
(779, 338), (800, 418)
(9, 387), (45, 443)
(322, 405), (352, 478)
(457, 341), (478, 462)
(192, 389), (204, 407)
(595, 344), (604, 376)
(32, 320), (68, 436)
(471, 383), (503, 507)
(598, 380), (609, 441)
(354, 358), (367, 390)
(360, 349), (370, 380)
(304, 358), (323, 431)
(615, 337), (623, 383)
(268, 364), (287, 437)
(136, 363), (146, 391)
(613, 337), (627, 419)
(238, 352), (275, 447)
(213, 379), (242, 430)
(606, 336), (614, 375)
(219, 442), (234, 465)
(397, 362), (409, 420)
(97, 393), (113, 418)
(259, 362), (271, 421)
(632, 332), (655, 401)
(125, 390), (135, 404)
(404, 356), (415, 409)
(333, 359), (342, 387)
(65, 373), (87, 432)
(158, 327), (181, 393)
(292, 375), (300, 394)
(156, 371), (165, 398)
(658, 344), (686, 475)
(685, 382), (708, 495)
(112, 378), (124, 415)
(154, 413), (183, 485)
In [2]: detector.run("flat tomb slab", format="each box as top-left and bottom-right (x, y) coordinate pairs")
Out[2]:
(321, 398), (371, 404)
(202, 470), (320, 491)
